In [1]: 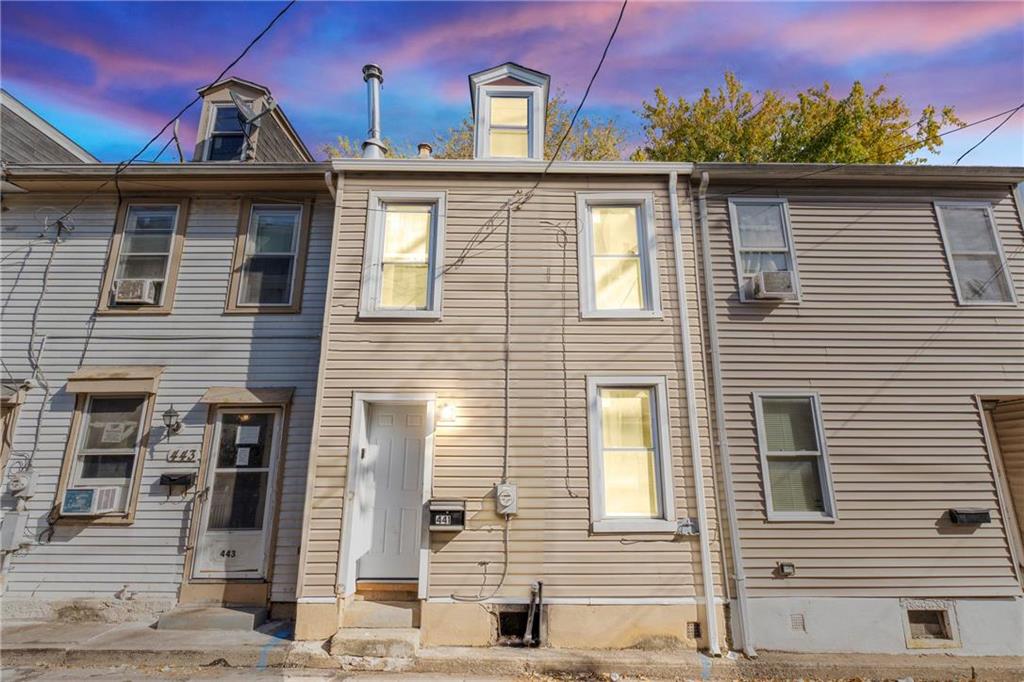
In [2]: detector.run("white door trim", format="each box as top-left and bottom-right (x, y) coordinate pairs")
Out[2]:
(338, 392), (435, 600)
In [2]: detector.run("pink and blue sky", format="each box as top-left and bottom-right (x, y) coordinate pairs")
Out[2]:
(3, 0), (1022, 164)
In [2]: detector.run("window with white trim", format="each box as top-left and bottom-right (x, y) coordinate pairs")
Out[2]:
(935, 202), (1016, 305)
(206, 105), (246, 161)
(587, 376), (675, 533)
(754, 393), (836, 520)
(577, 193), (661, 318)
(112, 204), (180, 305)
(66, 395), (148, 514)
(238, 204), (302, 306)
(729, 198), (800, 301)
(360, 191), (445, 318)
(475, 87), (543, 160)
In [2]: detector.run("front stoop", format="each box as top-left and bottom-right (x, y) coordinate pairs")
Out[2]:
(156, 605), (267, 631)
(329, 627), (420, 671)
(344, 599), (419, 628)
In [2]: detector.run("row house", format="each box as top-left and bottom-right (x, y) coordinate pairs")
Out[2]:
(1, 63), (1022, 658)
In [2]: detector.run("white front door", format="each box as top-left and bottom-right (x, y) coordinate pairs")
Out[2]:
(192, 407), (283, 580)
(356, 403), (426, 580)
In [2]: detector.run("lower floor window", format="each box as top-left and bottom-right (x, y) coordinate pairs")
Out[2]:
(68, 395), (148, 514)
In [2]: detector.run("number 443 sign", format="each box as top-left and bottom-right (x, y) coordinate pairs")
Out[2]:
(167, 448), (198, 463)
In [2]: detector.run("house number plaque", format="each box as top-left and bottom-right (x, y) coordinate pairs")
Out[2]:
(167, 448), (198, 463)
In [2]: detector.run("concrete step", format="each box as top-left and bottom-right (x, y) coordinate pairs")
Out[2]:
(344, 600), (419, 628)
(330, 627), (420, 659)
(155, 605), (267, 631)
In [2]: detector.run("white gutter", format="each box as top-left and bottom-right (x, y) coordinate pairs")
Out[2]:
(332, 158), (695, 175)
(668, 170), (720, 656)
(696, 171), (756, 658)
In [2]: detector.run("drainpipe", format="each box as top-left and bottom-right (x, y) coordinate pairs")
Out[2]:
(668, 170), (720, 656)
(361, 64), (387, 159)
(696, 171), (756, 658)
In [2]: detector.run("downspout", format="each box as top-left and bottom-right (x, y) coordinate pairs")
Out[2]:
(668, 170), (720, 656)
(696, 171), (756, 657)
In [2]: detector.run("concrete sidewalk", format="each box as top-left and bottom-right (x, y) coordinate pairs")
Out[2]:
(3, 619), (1022, 680)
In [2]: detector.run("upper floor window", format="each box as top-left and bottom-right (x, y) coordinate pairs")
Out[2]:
(469, 63), (549, 161)
(206, 105), (246, 161)
(360, 191), (446, 318)
(935, 202), (1016, 305)
(586, 376), (676, 533)
(577, 192), (661, 318)
(754, 392), (837, 521)
(99, 200), (189, 315)
(226, 200), (312, 314)
(729, 198), (801, 302)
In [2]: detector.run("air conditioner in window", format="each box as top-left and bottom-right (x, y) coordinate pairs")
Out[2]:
(752, 271), (796, 300)
(112, 279), (158, 305)
(60, 487), (120, 516)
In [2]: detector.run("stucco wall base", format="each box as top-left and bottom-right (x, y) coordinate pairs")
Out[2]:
(295, 601), (341, 641)
(0, 597), (175, 623)
(420, 602), (496, 647)
(749, 596), (1024, 656)
(546, 604), (709, 650)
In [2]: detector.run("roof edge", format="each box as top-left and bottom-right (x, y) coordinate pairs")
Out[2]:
(0, 89), (99, 163)
(332, 159), (694, 175)
(694, 162), (1024, 185)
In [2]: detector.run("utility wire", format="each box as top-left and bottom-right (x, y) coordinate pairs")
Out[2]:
(955, 102), (1024, 165)
(51, 0), (296, 224)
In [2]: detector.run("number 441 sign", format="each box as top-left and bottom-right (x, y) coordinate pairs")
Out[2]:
(167, 448), (198, 463)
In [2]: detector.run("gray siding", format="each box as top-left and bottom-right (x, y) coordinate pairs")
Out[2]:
(254, 115), (308, 163)
(0, 193), (330, 603)
(1, 105), (86, 164)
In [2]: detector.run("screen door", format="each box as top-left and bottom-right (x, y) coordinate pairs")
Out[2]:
(192, 407), (283, 579)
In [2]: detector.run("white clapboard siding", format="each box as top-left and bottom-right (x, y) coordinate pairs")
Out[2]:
(299, 172), (725, 602)
(702, 184), (1024, 598)
(1, 193), (330, 603)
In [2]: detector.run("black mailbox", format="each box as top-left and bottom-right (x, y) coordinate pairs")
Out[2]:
(159, 472), (196, 488)
(949, 508), (991, 525)
(429, 499), (466, 532)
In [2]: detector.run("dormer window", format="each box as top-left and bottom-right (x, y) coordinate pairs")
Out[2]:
(470, 63), (549, 161)
(206, 105), (246, 161)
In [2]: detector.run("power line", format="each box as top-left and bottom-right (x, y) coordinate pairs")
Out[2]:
(52, 0), (296, 223)
(955, 102), (1024, 165)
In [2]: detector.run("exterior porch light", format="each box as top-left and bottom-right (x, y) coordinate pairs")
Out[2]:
(162, 405), (183, 438)
(438, 402), (458, 426)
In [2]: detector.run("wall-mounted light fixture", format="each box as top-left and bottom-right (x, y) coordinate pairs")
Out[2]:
(437, 402), (458, 426)
(162, 405), (183, 439)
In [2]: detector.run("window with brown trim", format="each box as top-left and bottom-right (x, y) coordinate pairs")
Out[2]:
(225, 199), (312, 314)
(55, 391), (157, 524)
(97, 199), (190, 315)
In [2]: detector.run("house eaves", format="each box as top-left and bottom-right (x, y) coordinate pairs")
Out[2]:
(331, 158), (694, 175)
(0, 89), (98, 163)
(695, 162), (1024, 186)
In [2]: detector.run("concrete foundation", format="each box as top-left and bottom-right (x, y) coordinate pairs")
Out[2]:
(419, 601), (496, 647)
(294, 600), (341, 641)
(546, 603), (713, 650)
(0, 597), (175, 623)
(748, 596), (1024, 656)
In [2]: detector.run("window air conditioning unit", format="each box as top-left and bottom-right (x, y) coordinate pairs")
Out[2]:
(61, 487), (119, 516)
(113, 279), (158, 305)
(752, 271), (796, 300)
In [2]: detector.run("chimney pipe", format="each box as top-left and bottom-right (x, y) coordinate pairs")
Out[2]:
(361, 64), (386, 159)
(417, 143), (433, 159)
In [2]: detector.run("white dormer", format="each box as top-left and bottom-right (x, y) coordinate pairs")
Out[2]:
(469, 63), (550, 161)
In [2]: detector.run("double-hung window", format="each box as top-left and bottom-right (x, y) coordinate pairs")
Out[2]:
(206, 105), (246, 161)
(577, 193), (661, 318)
(227, 201), (311, 313)
(66, 395), (149, 515)
(935, 202), (1016, 305)
(754, 393), (836, 521)
(100, 201), (188, 314)
(488, 95), (531, 158)
(729, 198), (800, 301)
(587, 376), (675, 533)
(360, 191), (446, 318)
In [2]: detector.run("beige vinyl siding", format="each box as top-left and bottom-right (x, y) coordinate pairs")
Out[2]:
(704, 185), (1024, 598)
(301, 172), (724, 601)
(993, 399), (1024, 552)
(0, 194), (330, 603)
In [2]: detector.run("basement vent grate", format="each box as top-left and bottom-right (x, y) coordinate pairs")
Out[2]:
(907, 609), (952, 641)
(496, 606), (541, 647)
(686, 621), (701, 640)
(790, 613), (806, 632)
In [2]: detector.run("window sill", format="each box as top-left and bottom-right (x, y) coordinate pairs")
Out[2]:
(766, 512), (836, 523)
(954, 300), (1018, 308)
(57, 513), (135, 526)
(580, 309), (663, 320)
(591, 518), (677, 534)
(96, 306), (173, 316)
(357, 310), (442, 321)
(224, 305), (302, 315)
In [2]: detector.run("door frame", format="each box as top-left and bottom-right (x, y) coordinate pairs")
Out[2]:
(338, 392), (435, 600)
(181, 399), (290, 603)
(979, 395), (1024, 588)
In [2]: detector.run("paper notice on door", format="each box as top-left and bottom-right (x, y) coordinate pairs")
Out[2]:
(235, 425), (260, 445)
(101, 422), (131, 444)
(235, 447), (251, 467)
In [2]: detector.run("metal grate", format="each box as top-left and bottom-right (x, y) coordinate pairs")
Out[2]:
(686, 621), (702, 640)
(790, 613), (806, 632)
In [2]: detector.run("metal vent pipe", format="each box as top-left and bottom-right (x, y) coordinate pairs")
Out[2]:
(361, 64), (387, 159)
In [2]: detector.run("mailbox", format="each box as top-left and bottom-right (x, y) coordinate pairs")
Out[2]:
(159, 472), (196, 489)
(949, 508), (991, 525)
(429, 499), (466, 532)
